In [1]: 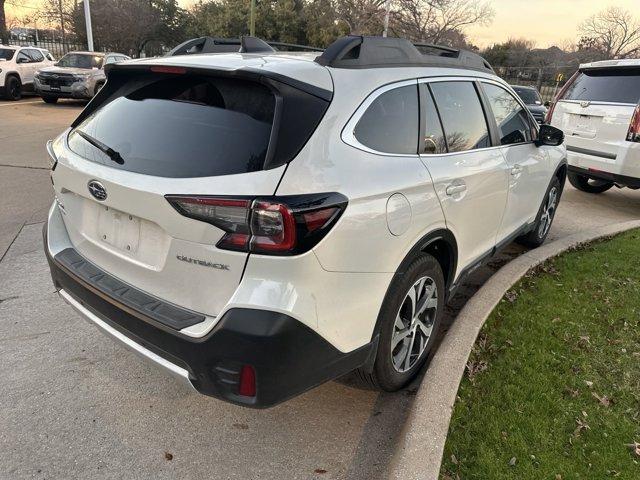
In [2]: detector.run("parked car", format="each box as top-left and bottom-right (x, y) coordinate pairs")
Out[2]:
(34, 51), (130, 103)
(44, 36), (566, 408)
(548, 59), (640, 193)
(511, 85), (548, 123)
(0, 45), (55, 100)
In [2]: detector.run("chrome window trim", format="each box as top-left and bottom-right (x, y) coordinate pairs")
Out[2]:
(557, 99), (638, 107)
(341, 79), (419, 158)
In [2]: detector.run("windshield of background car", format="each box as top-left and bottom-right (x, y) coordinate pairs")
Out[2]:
(0, 49), (15, 60)
(57, 53), (103, 69)
(563, 68), (640, 104)
(513, 87), (541, 105)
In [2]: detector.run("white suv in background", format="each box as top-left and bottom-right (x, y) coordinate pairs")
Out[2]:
(0, 45), (55, 100)
(548, 59), (640, 193)
(44, 36), (566, 408)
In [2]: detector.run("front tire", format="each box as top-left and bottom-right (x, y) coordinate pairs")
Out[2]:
(517, 176), (561, 248)
(568, 172), (613, 194)
(5, 76), (22, 101)
(357, 254), (445, 391)
(42, 96), (59, 104)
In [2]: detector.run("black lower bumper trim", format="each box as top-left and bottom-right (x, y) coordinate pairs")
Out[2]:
(45, 238), (374, 408)
(568, 165), (640, 188)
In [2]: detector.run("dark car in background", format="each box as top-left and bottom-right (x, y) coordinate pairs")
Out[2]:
(511, 85), (548, 123)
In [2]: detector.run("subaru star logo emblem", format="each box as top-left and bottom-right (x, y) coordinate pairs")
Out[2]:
(88, 180), (107, 201)
(580, 101), (591, 108)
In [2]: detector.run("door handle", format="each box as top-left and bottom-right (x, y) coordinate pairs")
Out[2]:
(511, 164), (523, 176)
(445, 184), (467, 196)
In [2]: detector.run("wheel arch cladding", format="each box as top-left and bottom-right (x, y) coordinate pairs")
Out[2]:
(555, 161), (568, 187)
(369, 228), (458, 344)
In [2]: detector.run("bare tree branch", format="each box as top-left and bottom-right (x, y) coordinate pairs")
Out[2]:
(579, 7), (640, 59)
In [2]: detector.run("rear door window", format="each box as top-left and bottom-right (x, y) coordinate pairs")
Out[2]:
(68, 75), (276, 178)
(482, 83), (533, 145)
(429, 81), (491, 152)
(26, 49), (44, 62)
(563, 68), (640, 104)
(353, 84), (419, 154)
(420, 85), (447, 154)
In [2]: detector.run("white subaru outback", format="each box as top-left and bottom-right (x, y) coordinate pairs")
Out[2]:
(548, 59), (640, 193)
(44, 36), (566, 408)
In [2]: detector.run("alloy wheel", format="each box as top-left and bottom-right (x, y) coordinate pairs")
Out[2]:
(391, 276), (438, 373)
(538, 186), (558, 238)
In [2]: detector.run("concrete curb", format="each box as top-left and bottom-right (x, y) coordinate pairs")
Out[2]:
(388, 219), (640, 480)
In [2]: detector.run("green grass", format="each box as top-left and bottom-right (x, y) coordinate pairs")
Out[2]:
(440, 230), (640, 480)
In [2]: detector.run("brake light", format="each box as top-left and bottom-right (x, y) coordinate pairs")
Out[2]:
(165, 193), (347, 256)
(627, 104), (640, 142)
(150, 66), (187, 75)
(546, 70), (579, 124)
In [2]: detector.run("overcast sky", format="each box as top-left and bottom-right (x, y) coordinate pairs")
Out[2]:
(7, 0), (639, 49)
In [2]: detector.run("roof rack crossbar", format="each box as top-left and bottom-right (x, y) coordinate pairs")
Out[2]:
(315, 36), (493, 72)
(168, 36), (322, 56)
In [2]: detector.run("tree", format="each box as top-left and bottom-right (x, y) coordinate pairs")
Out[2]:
(390, 0), (493, 45)
(335, 0), (386, 35)
(70, 0), (188, 56)
(579, 7), (640, 59)
(1, 0), (7, 44)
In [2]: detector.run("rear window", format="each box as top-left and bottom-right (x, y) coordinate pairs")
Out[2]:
(512, 87), (541, 105)
(68, 76), (276, 178)
(563, 68), (640, 104)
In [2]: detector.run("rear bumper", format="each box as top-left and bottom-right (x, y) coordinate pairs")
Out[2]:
(44, 218), (375, 408)
(568, 165), (640, 188)
(566, 140), (640, 182)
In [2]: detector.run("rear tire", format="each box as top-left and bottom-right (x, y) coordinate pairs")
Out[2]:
(42, 96), (59, 104)
(5, 76), (22, 101)
(517, 176), (561, 248)
(568, 172), (613, 194)
(356, 254), (445, 391)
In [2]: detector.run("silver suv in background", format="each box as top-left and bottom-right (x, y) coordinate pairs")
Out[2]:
(34, 51), (130, 103)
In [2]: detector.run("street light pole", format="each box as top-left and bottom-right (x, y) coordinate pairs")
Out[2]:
(84, 0), (94, 51)
(249, 0), (256, 36)
(383, 0), (391, 37)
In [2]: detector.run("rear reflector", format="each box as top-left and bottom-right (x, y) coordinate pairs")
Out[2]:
(627, 104), (640, 142)
(238, 365), (256, 397)
(165, 193), (348, 256)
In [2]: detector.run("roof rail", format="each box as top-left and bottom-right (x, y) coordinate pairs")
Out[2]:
(167, 36), (322, 56)
(315, 36), (493, 72)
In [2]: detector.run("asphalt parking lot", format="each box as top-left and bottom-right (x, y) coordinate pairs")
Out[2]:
(1, 97), (640, 480)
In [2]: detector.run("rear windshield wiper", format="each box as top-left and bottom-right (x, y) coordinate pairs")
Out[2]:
(75, 130), (125, 165)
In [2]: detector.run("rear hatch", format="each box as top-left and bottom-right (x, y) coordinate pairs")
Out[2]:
(550, 66), (640, 159)
(51, 61), (331, 325)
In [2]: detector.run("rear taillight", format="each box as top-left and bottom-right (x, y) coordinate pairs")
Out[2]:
(166, 193), (347, 256)
(626, 104), (640, 142)
(546, 70), (579, 124)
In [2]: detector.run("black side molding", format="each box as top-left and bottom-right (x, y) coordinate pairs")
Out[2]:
(566, 145), (617, 160)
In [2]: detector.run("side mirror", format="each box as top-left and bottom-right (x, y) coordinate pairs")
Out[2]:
(16, 57), (27, 64)
(544, 101), (551, 107)
(536, 124), (564, 147)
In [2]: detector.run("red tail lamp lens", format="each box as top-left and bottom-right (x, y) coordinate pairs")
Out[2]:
(250, 201), (296, 253)
(302, 207), (339, 232)
(239, 365), (256, 397)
